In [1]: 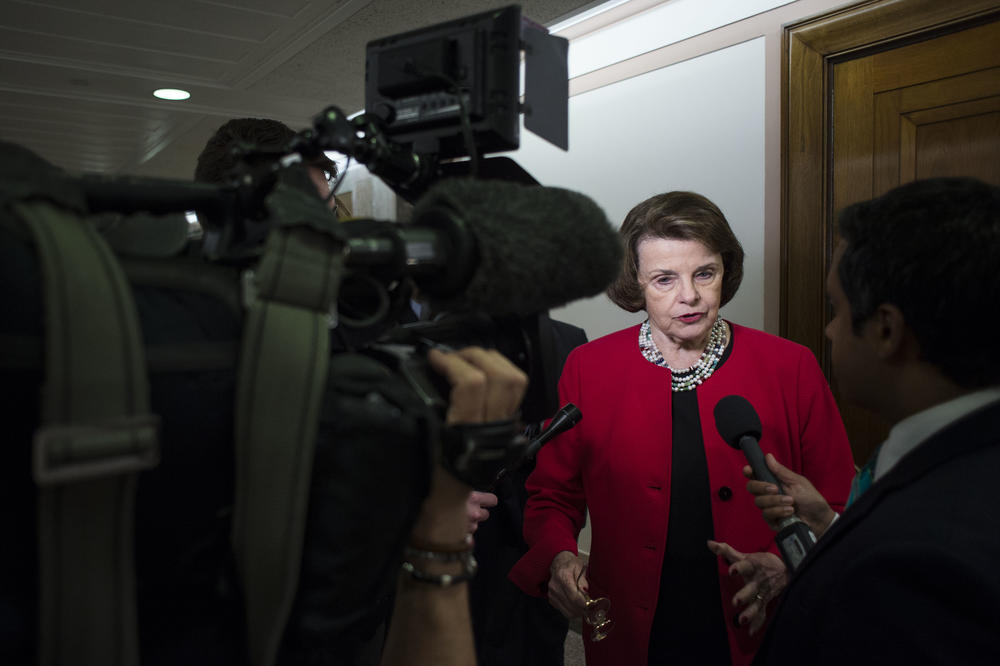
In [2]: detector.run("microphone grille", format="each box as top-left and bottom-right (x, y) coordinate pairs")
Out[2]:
(713, 395), (762, 449)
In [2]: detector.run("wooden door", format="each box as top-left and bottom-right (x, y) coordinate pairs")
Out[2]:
(782, 0), (1000, 465)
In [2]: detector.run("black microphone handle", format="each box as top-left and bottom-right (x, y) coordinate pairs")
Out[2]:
(522, 434), (548, 462)
(738, 434), (818, 571)
(738, 435), (783, 490)
(524, 403), (582, 460)
(490, 403), (582, 489)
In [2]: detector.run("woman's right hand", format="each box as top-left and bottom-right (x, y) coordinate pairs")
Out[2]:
(546, 550), (590, 618)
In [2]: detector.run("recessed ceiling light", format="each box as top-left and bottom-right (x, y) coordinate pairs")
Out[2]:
(153, 88), (191, 101)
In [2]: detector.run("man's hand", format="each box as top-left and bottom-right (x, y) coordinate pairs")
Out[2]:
(546, 550), (590, 619)
(707, 540), (788, 636)
(745, 453), (836, 538)
(380, 347), (528, 666)
(429, 346), (527, 426)
(411, 347), (528, 544)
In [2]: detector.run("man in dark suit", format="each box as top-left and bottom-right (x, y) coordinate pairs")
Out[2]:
(469, 317), (589, 666)
(718, 177), (1000, 665)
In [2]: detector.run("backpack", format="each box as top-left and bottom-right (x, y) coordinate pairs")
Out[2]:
(0, 140), (432, 666)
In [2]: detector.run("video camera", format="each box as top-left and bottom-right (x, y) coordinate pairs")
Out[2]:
(79, 4), (582, 432)
(0, 6), (618, 664)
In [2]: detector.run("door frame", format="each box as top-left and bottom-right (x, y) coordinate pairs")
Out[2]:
(780, 0), (1000, 370)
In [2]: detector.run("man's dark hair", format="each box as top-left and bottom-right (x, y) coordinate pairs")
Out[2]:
(607, 191), (745, 312)
(194, 117), (336, 185)
(837, 177), (1000, 388)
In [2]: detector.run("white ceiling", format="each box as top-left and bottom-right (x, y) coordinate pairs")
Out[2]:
(0, 0), (601, 179)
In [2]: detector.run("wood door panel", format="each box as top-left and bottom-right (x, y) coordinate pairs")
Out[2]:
(790, 0), (1000, 55)
(914, 108), (1000, 182)
(783, 0), (1000, 465)
(907, 95), (1000, 123)
(875, 68), (1000, 193)
(873, 90), (904, 194)
(871, 20), (1000, 91)
(832, 58), (876, 216)
(895, 66), (1000, 108)
(782, 33), (829, 358)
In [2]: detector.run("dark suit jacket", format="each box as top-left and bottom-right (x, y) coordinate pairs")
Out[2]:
(754, 398), (1000, 666)
(470, 318), (588, 666)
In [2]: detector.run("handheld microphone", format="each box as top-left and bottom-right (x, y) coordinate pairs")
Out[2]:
(491, 403), (582, 488)
(713, 395), (816, 572)
(525, 403), (582, 461)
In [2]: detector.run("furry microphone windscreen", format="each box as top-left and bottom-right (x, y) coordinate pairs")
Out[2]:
(411, 178), (622, 316)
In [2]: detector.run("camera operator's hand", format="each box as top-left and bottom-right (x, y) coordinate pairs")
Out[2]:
(381, 346), (527, 666)
(407, 347), (527, 544)
(466, 490), (498, 535)
(432, 346), (528, 425)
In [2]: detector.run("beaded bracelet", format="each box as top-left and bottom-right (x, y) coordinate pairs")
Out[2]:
(400, 555), (478, 587)
(400, 540), (478, 587)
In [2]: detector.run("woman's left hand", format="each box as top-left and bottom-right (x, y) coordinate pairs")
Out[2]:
(707, 540), (788, 636)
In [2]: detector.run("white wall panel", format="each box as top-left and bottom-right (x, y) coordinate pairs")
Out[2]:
(562, 0), (793, 76)
(510, 37), (767, 342)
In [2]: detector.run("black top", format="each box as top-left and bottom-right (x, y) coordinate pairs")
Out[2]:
(648, 340), (733, 666)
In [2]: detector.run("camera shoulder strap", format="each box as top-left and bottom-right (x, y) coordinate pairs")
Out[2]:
(15, 198), (159, 666)
(231, 183), (346, 666)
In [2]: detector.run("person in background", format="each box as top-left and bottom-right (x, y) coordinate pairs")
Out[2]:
(193, 117), (406, 337)
(194, 116), (350, 217)
(470, 317), (588, 666)
(0, 136), (529, 665)
(718, 177), (1000, 665)
(382, 346), (529, 666)
(194, 118), (501, 665)
(509, 191), (856, 666)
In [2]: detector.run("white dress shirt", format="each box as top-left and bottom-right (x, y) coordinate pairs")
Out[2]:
(873, 386), (1000, 481)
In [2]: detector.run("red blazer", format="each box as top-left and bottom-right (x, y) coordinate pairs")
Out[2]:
(509, 322), (855, 666)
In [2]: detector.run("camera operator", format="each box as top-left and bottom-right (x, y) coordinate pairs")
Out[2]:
(195, 117), (350, 218)
(193, 118), (512, 665)
(382, 346), (528, 666)
(469, 318), (587, 666)
(0, 130), (532, 666)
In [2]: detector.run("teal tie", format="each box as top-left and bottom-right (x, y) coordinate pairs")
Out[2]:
(846, 446), (881, 507)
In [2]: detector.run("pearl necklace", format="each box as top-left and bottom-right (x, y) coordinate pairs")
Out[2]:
(639, 317), (728, 392)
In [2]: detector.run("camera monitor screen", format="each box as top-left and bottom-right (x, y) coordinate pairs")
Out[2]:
(364, 5), (522, 158)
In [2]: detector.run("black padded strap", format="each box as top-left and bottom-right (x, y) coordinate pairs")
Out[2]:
(231, 185), (346, 666)
(17, 199), (158, 666)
